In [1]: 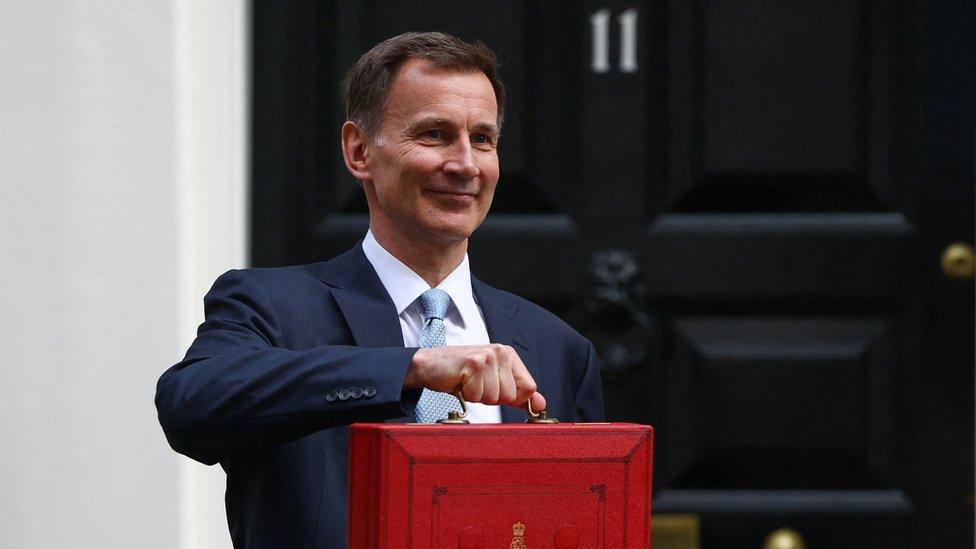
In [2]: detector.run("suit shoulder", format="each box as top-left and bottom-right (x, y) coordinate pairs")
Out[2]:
(214, 263), (322, 284)
(214, 244), (364, 289)
(208, 262), (335, 302)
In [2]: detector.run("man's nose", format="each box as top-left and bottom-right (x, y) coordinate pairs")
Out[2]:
(443, 139), (480, 179)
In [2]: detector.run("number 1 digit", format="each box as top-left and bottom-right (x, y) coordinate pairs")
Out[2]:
(618, 8), (638, 73)
(590, 8), (611, 73)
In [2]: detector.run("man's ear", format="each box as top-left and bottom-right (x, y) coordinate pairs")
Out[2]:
(341, 121), (371, 181)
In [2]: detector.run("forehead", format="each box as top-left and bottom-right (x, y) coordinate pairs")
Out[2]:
(382, 58), (498, 125)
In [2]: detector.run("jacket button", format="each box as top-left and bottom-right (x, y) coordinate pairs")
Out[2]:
(363, 387), (377, 398)
(325, 390), (338, 402)
(351, 387), (364, 399)
(338, 389), (352, 401)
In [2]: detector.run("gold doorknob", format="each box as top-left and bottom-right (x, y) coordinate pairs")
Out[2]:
(764, 528), (806, 549)
(941, 242), (975, 280)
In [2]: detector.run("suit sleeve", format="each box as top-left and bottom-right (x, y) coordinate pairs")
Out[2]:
(155, 270), (419, 465)
(574, 340), (605, 422)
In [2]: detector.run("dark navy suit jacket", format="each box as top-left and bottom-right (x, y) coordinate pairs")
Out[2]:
(155, 244), (604, 548)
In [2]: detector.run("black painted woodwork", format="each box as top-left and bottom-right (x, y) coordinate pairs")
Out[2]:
(251, 1), (974, 546)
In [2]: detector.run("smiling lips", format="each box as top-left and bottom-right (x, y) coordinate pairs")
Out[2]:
(426, 189), (478, 199)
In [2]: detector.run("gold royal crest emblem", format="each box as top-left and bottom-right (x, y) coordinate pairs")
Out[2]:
(510, 521), (526, 548)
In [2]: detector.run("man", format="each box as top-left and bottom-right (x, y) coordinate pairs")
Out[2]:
(156, 32), (603, 548)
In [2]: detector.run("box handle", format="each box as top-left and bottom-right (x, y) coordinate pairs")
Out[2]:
(436, 390), (561, 424)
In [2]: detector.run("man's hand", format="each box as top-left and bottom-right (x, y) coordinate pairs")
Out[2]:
(404, 344), (547, 412)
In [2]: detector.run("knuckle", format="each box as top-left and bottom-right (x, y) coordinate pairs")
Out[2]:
(507, 348), (524, 364)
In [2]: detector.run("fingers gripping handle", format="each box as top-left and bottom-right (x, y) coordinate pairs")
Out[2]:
(436, 390), (559, 424)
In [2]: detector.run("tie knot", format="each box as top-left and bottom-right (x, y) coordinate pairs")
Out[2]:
(419, 288), (451, 321)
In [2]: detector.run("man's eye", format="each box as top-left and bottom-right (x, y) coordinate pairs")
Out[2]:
(423, 129), (443, 139)
(472, 134), (494, 145)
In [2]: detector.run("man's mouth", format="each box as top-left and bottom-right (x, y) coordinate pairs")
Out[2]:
(426, 189), (478, 198)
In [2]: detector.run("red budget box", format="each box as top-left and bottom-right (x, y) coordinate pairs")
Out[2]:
(348, 422), (653, 548)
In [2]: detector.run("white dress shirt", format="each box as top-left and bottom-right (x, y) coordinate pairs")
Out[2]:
(361, 230), (502, 423)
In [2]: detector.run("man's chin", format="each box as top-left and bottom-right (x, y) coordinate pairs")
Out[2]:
(423, 227), (475, 246)
(416, 220), (483, 247)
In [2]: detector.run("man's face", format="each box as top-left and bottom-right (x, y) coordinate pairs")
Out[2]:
(361, 58), (500, 248)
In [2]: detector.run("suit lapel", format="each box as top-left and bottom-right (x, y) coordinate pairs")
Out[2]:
(310, 244), (404, 348)
(473, 278), (538, 424)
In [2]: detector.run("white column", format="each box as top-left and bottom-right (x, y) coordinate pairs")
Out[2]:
(174, 0), (247, 547)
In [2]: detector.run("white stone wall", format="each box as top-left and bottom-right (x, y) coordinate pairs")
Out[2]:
(0, 2), (245, 547)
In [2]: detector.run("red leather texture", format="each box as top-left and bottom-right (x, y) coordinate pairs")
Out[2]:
(348, 423), (653, 548)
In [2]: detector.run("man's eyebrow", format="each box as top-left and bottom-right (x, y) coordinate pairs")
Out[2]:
(405, 117), (499, 137)
(406, 117), (449, 133)
(472, 122), (499, 136)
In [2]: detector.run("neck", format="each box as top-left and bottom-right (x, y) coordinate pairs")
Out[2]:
(370, 227), (467, 287)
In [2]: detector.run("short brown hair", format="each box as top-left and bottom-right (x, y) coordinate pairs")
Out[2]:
(341, 31), (506, 137)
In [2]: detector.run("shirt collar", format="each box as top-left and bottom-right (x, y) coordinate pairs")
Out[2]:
(361, 230), (478, 327)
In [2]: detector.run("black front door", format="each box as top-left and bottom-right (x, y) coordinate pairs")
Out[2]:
(251, 1), (974, 546)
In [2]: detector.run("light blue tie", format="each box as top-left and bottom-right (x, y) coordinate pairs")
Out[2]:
(414, 288), (463, 423)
